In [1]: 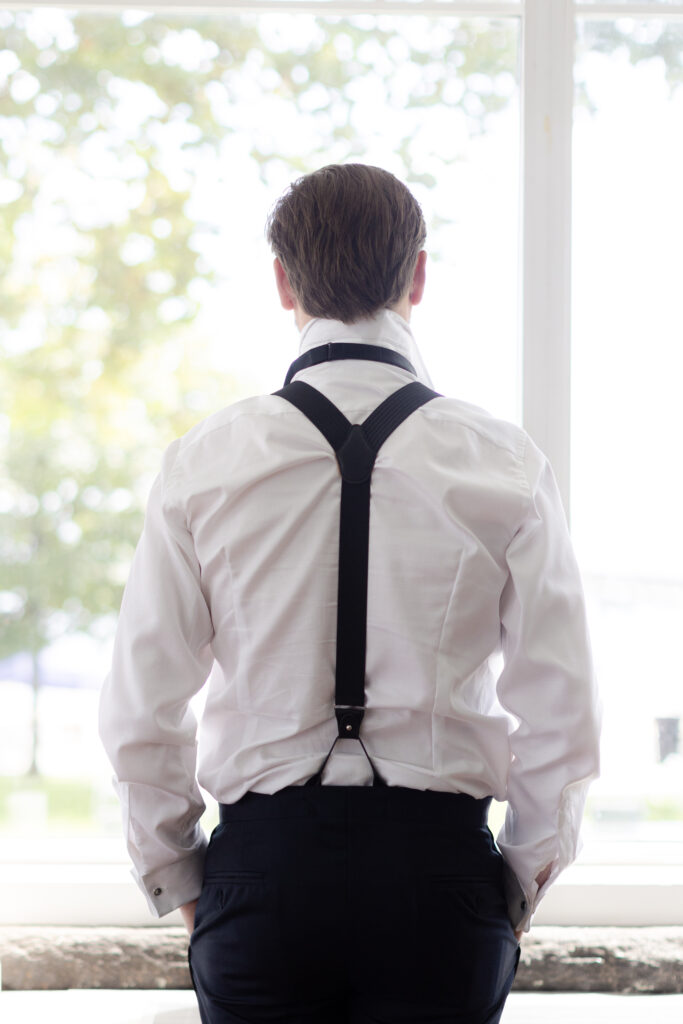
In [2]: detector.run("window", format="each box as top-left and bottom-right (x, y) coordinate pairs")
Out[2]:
(1, 0), (682, 926)
(572, 14), (683, 839)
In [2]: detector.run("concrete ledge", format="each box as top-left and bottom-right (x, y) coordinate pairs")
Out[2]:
(0, 927), (192, 991)
(1, 926), (682, 992)
(517, 927), (683, 993)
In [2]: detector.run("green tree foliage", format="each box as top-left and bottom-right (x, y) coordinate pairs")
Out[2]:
(0, 9), (518, 771)
(1, 8), (679, 773)
(577, 19), (683, 112)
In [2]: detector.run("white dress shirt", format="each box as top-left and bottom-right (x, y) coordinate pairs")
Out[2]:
(99, 308), (601, 932)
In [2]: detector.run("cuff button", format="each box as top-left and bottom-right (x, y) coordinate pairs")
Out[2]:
(153, 887), (163, 897)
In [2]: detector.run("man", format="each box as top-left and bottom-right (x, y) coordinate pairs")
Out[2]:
(99, 163), (601, 1023)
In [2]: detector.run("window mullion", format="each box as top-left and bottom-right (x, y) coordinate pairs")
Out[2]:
(521, 0), (574, 518)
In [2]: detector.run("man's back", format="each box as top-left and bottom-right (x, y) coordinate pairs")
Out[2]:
(174, 311), (530, 799)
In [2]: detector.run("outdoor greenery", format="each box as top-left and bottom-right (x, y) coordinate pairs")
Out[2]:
(0, 772), (223, 835)
(3, 780), (679, 838)
(0, 773), (98, 831)
(0, 9), (519, 775)
(0, 8), (681, 790)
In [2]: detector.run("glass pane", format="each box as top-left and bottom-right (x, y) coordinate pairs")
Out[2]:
(576, 1), (683, 5)
(213, 1), (520, 4)
(572, 19), (683, 842)
(0, 9), (519, 850)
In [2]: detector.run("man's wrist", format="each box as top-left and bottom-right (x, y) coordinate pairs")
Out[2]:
(180, 898), (199, 935)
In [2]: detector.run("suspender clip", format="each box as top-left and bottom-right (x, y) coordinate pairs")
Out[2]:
(335, 704), (365, 739)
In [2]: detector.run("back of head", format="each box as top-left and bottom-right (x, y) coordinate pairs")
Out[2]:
(266, 164), (426, 324)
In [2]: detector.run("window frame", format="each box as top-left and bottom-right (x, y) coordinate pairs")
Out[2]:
(3, 0), (683, 927)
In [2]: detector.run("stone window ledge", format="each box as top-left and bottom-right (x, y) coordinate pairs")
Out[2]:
(1, 927), (682, 992)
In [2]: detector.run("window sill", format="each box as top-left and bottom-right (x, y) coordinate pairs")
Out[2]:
(1, 862), (682, 927)
(1, 924), (682, 993)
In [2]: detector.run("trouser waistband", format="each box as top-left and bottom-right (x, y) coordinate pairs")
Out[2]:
(219, 784), (491, 827)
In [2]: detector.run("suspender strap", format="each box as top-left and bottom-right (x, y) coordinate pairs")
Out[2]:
(273, 379), (439, 786)
(284, 343), (416, 386)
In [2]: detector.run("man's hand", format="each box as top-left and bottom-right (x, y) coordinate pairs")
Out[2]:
(535, 862), (553, 890)
(512, 862), (554, 943)
(180, 898), (199, 935)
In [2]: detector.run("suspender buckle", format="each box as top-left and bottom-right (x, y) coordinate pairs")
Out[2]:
(335, 704), (365, 739)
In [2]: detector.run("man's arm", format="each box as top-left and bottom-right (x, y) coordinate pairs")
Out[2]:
(99, 440), (214, 918)
(495, 436), (602, 934)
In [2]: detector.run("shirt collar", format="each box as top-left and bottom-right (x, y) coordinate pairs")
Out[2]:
(297, 309), (434, 388)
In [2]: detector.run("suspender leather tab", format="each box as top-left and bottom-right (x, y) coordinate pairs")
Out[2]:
(335, 704), (365, 739)
(337, 425), (375, 484)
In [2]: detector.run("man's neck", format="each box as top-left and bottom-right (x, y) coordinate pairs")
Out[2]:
(294, 307), (314, 331)
(294, 304), (410, 333)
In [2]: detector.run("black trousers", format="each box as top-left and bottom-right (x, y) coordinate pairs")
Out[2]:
(188, 784), (521, 1024)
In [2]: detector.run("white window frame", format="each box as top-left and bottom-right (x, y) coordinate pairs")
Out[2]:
(3, 0), (683, 927)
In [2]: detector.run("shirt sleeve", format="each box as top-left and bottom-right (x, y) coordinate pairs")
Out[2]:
(494, 435), (602, 933)
(98, 440), (214, 918)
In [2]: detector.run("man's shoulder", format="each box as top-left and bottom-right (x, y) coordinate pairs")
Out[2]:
(177, 391), (292, 453)
(158, 391), (302, 500)
(173, 388), (529, 460)
(425, 393), (528, 461)
(162, 387), (531, 495)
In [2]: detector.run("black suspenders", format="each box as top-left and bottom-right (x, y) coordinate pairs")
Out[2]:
(284, 342), (417, 386)
(273, 360), (439, 787)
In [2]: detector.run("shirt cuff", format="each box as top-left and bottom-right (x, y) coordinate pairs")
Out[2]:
(133, 842), (208, 918)
(496, 831), (560, 933)
(500, 858), (534, 933)
(506, 867), (562, 934)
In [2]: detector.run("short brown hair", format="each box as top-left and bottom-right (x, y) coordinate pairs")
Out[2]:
(266, 163), (426, 324)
